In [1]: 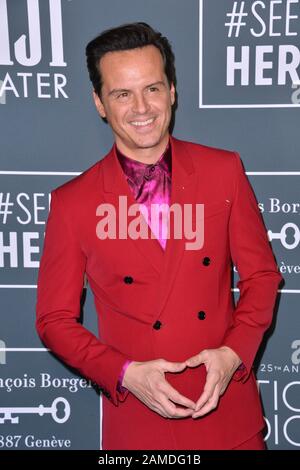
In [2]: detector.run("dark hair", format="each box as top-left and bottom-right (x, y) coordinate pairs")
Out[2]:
(85, 22), (176, 98)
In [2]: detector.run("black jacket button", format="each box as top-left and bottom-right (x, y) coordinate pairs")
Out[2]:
(198, 311), (206, 320)
(202, 257), (211, 266)
(153, 320), (162, 330)
(124, 276), (133, 284)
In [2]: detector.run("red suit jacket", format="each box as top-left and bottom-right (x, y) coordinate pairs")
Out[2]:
(36, 136), (282, 449)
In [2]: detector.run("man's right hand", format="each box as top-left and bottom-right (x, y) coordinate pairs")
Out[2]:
(122, 359), (196, 418)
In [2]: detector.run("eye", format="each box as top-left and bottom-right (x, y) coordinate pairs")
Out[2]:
(149, 86), (159, 92)
(117, 92), (129, 99)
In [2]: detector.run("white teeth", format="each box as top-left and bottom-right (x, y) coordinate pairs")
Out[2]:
(131, 118), (154, 127)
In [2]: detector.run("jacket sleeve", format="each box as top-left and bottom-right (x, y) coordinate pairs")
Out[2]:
(222, 152), (283, 382)
(35, 188), (130, 406)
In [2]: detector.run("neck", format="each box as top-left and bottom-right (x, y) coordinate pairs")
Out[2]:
(115, 135), (170, 164)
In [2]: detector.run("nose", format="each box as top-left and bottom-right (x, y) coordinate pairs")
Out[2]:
(131, 93), (150, 114)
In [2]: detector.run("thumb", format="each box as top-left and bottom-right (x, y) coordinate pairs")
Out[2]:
(162, 361), (187, 373)
(185, 352), (204, 368)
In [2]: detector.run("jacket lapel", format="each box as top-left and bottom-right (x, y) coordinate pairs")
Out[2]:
(101, 144), (164, 274)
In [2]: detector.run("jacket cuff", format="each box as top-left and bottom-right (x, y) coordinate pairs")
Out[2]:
(97, 348), (132, 406)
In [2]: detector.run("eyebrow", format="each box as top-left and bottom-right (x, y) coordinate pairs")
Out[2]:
(107, 81), (166, 96)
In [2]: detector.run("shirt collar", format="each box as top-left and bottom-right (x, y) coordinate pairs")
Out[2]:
(116, 140), (172, 187)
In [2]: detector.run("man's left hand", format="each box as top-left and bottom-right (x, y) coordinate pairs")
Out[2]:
(185, 346), (242, 419)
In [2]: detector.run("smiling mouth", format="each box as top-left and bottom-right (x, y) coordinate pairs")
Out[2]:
(130, 118), (155, 127)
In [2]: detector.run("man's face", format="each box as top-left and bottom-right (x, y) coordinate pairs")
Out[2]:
(93, 45), (175, 160)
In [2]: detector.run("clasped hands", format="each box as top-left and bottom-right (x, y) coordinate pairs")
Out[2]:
(122, 346), (242, 419)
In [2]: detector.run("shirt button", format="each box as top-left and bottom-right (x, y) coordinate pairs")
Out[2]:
(153, 320), (162, 330)
(202, 257), (211, 266)
(124, 276), (133, 284)
(150, 165), (155, 172)
(197, 311), (206, 320)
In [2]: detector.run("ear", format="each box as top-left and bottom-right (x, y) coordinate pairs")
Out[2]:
(92, 90), (107, 119)
(170, 82), (176, 106)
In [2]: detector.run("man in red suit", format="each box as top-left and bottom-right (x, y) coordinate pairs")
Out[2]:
(36, 23), (282, 450)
